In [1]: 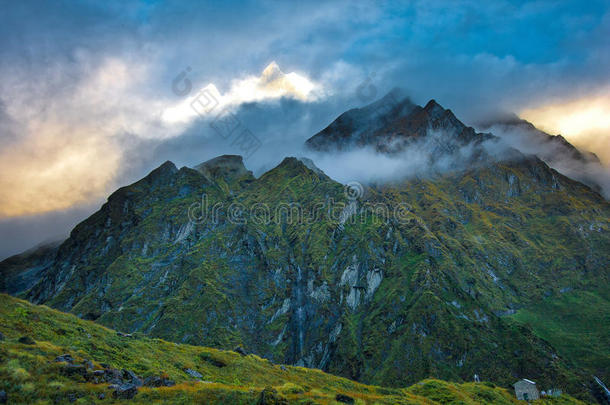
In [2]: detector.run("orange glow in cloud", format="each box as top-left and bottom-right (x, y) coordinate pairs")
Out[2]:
(0, 60), (323, 218)
(520, 93), (610, 164)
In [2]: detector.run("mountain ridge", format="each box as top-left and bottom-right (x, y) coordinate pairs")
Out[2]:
(1, 93), (609, 402)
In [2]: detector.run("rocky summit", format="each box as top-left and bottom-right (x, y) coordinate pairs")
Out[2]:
(1, 93), (609, 403)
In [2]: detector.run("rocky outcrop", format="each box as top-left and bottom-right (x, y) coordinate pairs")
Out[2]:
(194, 154), (254, 183)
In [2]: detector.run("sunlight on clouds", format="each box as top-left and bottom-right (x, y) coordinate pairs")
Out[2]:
(0, 58), (323, 218)
(0, 126), (120, 217)
(521, 93), (610, 163)
(0, 57), (167, 217)
(162, 62), (321, 125)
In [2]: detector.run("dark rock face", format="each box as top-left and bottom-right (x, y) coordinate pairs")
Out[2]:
(0, 241), (60, 295)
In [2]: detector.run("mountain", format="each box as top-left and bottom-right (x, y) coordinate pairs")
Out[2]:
(305, 91), (491, 156)
(477, 115), (607, 197)
(0, 240), (61, 295)
(0, 293), (589, 404)
(1, 94), (609, 402)
(478, 115), (600, 165)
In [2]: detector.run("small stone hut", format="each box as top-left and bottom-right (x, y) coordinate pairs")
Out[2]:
(513, 379), (540, 401)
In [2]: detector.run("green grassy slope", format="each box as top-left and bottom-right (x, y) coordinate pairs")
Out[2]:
(0, 294), (587, 404)
(510, 289), (610, 379)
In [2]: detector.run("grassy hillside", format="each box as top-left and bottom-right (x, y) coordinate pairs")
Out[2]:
(0, 294), (587, 404)
(510, 289), (610, 378)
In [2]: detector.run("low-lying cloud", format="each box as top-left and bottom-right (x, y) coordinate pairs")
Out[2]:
(305, 129), (495, 184)
(480, 122), (610, 198)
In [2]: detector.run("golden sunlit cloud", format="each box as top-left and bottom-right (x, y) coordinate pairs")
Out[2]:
(520, 92), (610, 164)
(0, 59), (324, 218)
(0, 57), (170, 218)
(162, 61), (322, 125)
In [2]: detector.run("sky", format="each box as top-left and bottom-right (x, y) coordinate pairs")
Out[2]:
(0, 0), (609, 259)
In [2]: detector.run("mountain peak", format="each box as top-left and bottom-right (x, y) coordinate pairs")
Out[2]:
(424, 99), (439, 109)
(259, 157), (329, 182)
(194, 155), (253, 181)
(141, 160), (178, 186)
(298, 157), (326, 176)
(305, 93), (481, 153)
(479, 116), (601, 165)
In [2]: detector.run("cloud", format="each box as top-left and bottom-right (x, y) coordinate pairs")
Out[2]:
(304, 129), (494, 185)
(481, 122), (610, 198)
(0, 55), (156, 217)
(0, 51), (325, 218)
(161, 62), (323, 125)
(520, 90), (610, 164)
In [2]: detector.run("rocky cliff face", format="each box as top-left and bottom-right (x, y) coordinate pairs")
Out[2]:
(1, 95), (609, 402)
(0, 241), (60, 295)
(305, 92), (490, 156)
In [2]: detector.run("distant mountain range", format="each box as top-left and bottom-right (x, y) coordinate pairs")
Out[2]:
(2, 92), (609, 403)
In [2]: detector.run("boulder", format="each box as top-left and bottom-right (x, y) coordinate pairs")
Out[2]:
(335, 393), (355, 404)
(257, 387), (288, 405)
(122, 369), (143, 386)
(55, 354), (74, 364)
(112, 383), (138, 399)
(102, 368), (123, 384)
(199, 353), (227, 368)
(234, 346), (247, 356)
(18, 336), (35, 345)
(143, 376), (163, 387)
(184, 368), (203, 379)
(143, 375), (175, 387)
(60, 364), (87, 378)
